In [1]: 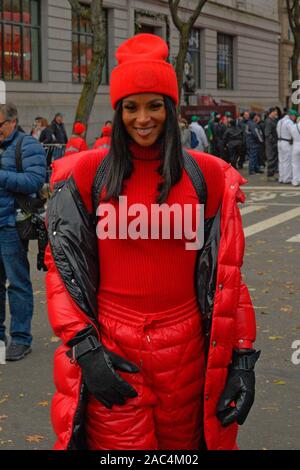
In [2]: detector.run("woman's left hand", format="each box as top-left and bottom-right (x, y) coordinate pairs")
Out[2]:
(216, 349), (261, 427)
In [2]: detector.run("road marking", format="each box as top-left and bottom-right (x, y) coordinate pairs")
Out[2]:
(240, 206), (267, 216)
(244, 186), (300, 191)
(244, 207), (300, 238)
(287, 234), (300, 243)
(242, 203), (300, 207)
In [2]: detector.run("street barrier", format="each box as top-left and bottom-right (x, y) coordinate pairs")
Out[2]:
(43, 143), (66, 182)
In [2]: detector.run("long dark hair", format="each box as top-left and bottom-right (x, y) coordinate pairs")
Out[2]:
(103, 96), (184, 204)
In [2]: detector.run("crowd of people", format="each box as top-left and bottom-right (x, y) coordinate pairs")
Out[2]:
(29, 106), (300, 190)
(178, 107), (300, 186)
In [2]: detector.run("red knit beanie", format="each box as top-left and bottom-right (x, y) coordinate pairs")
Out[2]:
(110, 34), (178, 109)
(74, 122), (86, 135)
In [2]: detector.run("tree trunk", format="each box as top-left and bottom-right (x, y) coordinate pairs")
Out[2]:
(168, 1), (207, 111)
(72, 0), (107, 132)
(175, 25), (190, 106)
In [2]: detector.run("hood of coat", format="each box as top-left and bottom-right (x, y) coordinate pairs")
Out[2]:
(50, 148), (109, 190)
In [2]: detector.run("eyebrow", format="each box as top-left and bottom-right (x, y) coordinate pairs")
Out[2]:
(123, 98), (164, 105)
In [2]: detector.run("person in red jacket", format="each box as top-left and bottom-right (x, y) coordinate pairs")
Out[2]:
(64, 122), (88, 156)
(93, 121), (112, 150)
(46, 34), (259, 451)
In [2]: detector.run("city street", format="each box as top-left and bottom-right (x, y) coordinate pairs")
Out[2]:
(0, 170), (300, 450)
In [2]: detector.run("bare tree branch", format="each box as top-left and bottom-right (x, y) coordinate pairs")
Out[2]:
(189, 0), (208, 27)
(68, 0), (91, 20)
(68, 0), (107, 129)
(168, 0), (208, 106)
(168, 0), (183, 31)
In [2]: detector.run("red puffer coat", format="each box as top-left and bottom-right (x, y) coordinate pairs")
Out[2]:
(46, 149), (256, 450)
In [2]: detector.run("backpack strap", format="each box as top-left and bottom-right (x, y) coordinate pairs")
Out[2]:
(91, 149), (207, 214)
(92, 154), (110, 214)
(15, 134), (26, 173)
(182, 149), (207, 206)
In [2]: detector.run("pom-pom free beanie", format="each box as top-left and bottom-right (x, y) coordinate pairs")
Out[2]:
(110, 34), (178, 109)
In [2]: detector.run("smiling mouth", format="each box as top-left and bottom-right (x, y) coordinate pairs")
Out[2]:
(134, 127), (156, 137)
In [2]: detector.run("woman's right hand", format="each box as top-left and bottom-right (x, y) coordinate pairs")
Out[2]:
(76, 341), (140, 409)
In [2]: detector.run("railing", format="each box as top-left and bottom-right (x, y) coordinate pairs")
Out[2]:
(43, 144), (66, 182)
(43, 143), (66, 161)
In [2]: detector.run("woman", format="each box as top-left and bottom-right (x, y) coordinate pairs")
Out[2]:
(65, 122), (88, 156)
(39, 118), (56, 145)
(30, 116), (43, 140)
(46, 34), (259, 451)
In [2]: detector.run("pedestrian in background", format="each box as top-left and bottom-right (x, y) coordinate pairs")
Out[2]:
(65, 122), (88, 156)
(178, 117), (191, 148)
(51, 112), (68, 144)
(214, 114), (228, 160)
(291, 116), (300, 186)
(246, 112), (264, 175)
(264, 107), (279, 180)
(277, 109), (297, 184)
(0, 103), (46, 361)
(189, 115), (208, 151)
(93, 121), (112, 151)
(30, 116), (43, 140)
(237, 111), (250, 169)
(223, 118), (244, 169)
(39, 118), (56, 145)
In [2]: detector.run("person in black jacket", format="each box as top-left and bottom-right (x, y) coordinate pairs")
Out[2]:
(264, 107), (278, 178)
(223, 119), (244, 169)
(50, 113), (68, 144)
(246, 113), (264, 175)
(39, 118), (55, 145)
(39, 118), (56, 170)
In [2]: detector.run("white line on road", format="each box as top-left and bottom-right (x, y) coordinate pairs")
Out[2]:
(244, 186), (300, 191)
(244, 207), (300, 238)
(287, 234), (300, 243)
(242, 203), (300, 207)
(240, 206), (267, 216)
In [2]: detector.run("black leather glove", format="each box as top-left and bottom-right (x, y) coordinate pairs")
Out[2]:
(67, 334), (140, 409)
(216, 349), (260, 427)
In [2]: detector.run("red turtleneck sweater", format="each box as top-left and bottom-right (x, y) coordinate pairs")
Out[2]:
(73, 142), (224, 313)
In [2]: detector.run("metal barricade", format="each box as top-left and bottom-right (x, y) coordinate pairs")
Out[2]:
(43, 144), (66, 182)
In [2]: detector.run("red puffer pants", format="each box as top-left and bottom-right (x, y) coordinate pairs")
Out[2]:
(85, 297), (206, 450)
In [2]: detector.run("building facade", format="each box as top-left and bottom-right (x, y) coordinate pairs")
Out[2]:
(278, 0), (300, 110)
(1, 0), (281, 142)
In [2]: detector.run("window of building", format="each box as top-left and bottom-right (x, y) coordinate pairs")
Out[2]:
(217, 33), (234, 89)
(0, 0), (41, 81)
(72, 7), (108, 85)
(137, 24), (156, 34)
(184, 28), (201, 92)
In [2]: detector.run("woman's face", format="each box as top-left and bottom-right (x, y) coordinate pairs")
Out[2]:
(122, 93), (166, 147)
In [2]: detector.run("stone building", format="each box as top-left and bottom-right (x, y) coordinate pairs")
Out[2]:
(0, 0), (281, 142)
(278, 0), (300, 110)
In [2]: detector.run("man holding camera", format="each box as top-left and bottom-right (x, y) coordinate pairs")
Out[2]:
(0, 103), (46, 361)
